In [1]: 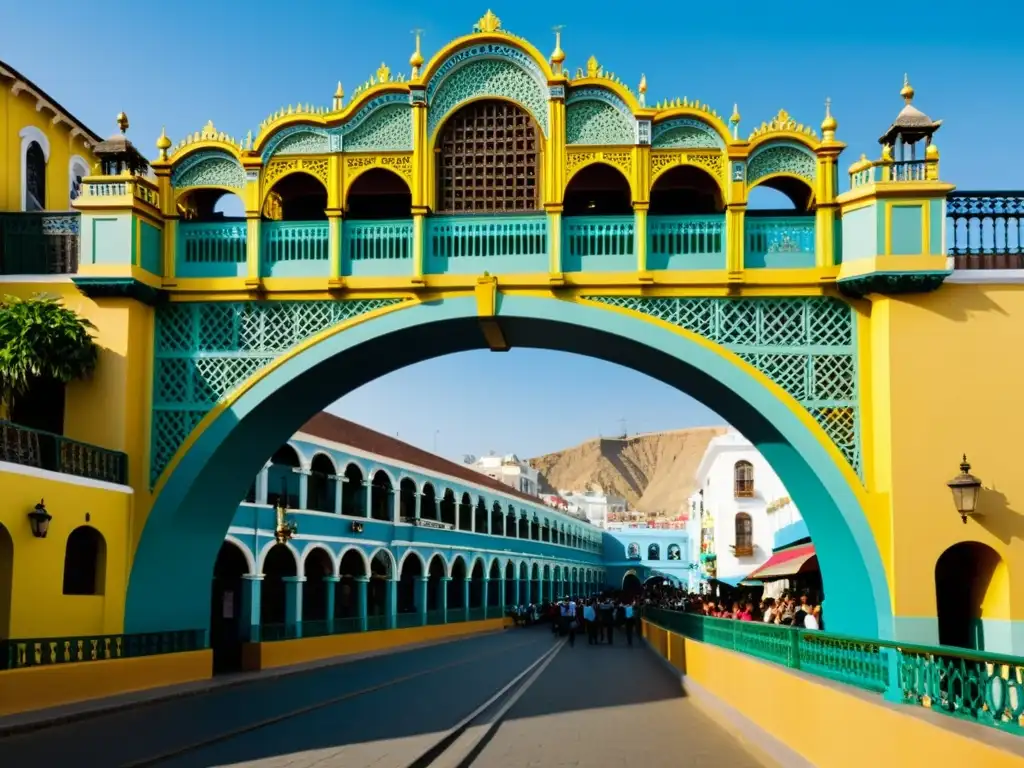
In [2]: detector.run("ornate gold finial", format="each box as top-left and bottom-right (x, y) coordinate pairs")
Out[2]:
(550, 25), (566, 72)
(377, 62), (391, 83)
(476, 9), (501, 33)
(925, 142), (939, 159)
(156, 126), (171, 160)
(116, 112), (129, 134)
(586, 55), (600, 78)
(821, 97), (837, 138)
(729, 103), (740, 125)
(410, 29), (425, 78)
(333, 81), (344, 110)
(637, 74), (647, 107)
(201, 120), (217, 139)
(901, 73), (914, 103)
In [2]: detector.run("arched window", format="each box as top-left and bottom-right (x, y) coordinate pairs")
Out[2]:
(436, 100), (540, 213)
(648, 543), (660, 561)
(69, 156), (90, 207)
(734, 460), (754, 497)
(63, 526), (106, 595)
(25, 141), (46, 211)
(734, 512), (753, 556)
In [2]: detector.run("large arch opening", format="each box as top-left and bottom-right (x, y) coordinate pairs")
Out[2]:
(347, 169), (412, 220)
(266, 445), (301, 509)
(398, 552), (423, 618)
(935, 541), (1009, 652)
(307, 454), (337, 513)
(130, 295), (889, 640)
(563, 163), (632, 216)
(302, 547), (334, 623)
(260, 544), (297, 626)
(262, 173), (327, 222)
(176, 188), (245, 222)
(0, 524), (12, 640)
(745, 159), (816, 269)
(650, 165), (723, 215)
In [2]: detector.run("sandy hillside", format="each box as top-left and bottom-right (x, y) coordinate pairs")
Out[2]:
(529, 426), (728, 516)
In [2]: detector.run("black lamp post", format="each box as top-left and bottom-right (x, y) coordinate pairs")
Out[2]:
(947, 454), (982, 524)
(27, 499), (52, 538)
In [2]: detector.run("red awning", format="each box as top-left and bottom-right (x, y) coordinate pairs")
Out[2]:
(747, 543), (818, 580)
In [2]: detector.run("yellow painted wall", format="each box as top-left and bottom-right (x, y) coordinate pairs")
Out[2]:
(0, 465), (130, 638)
(0, 649), (210, 717)
(242, 618), (508, 670)
(642, 621), (1023, 768)
(0, 71), (98, 212)
(867, 283), (1024, 622)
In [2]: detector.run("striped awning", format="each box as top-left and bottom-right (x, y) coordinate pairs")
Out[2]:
(747, 543), (818, 580)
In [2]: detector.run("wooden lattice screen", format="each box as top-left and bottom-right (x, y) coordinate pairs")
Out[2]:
(437, 100), (540, 213)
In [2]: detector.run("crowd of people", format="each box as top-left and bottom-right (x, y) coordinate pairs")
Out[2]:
(509, 595), (640, 648)
(639, 583), (825, 630)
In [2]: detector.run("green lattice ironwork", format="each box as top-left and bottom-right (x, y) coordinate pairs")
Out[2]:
(584, 296), (860, 473)
(150, 299), (405, 485)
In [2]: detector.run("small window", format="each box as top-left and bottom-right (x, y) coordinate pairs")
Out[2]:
(25, 141), (46, 211)
(648, 543), (660, 561)
(734, 460), (754, 497)
(63, 526), (106, 595)
(734, 513), (753, 556)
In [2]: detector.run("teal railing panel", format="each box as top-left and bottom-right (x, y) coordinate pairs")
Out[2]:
(425, 214), (548, 275)
(744, 216), (816, 268)
(0, 419), (128, 485)
(0, 212), (80, 275)
(1, 629), (205, 670)
(344, 219), (413, 277)
(647, 215), (726, 270)
(176, 221), (247, 278)
(562, 215), (635, 272)
(644, 607), (1024, 735)
(261, 221), (330, 278)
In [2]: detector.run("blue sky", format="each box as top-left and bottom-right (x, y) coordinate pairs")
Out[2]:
(6, 1), (1020, 460)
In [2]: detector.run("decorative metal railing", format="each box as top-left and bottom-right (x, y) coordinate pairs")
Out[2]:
(0, 420), (128, 485)
(563, 216), (635, 269)
(261, 221), (329, 271)
(426, 214), (548, 272)
(744, 215), (816, 268)
(947, 192), (1024, 269)
(647, 215), (726, 269)
(850, 158), (937, 188)
(0, 212), (80, 275)
(344, 219), (413, 265)
(644, 607), (1024, 734)
(176, 220), (247, 277)
(1, 629), (205, 670)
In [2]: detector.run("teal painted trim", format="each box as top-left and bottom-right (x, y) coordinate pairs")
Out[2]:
(929, 199), (944, 256)
(839, 205), (877, 262)
(140, 221), (162, 276)
(773, 519), (809, 550)
(72, 276), (163, 306)
(128, 296), (891, 640)
(837, 270), (948, 298)
(563, 215), (635, 273)
(874, 205), (886, 256)
(890, 205), (923, 255)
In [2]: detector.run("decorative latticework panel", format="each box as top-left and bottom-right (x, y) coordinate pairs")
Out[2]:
(345, 105), (413, 152)
(584, 296), (861, 474)
(747, 145), (816, 184)
(651, 119), (723, 150)
(437, 100), (540, 213)
(151, 299), (405, 485)
(273, 130), (331, 156)
(171, 151), (247, 190)
(565, 100), (635, 146)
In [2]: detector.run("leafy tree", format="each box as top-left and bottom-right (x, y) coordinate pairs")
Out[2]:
(0, 294), (98, 417)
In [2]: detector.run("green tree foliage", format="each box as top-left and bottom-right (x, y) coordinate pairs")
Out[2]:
(0, 294), (98, 413)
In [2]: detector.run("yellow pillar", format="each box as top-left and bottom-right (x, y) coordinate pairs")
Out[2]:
(815, 145), (843, 268)
(412, 206), (427, 283)
(546, 204), (563, 276)
(634, 202), (650, 277)
(410, 90), (428, 210)
(725, 205), (746, 275)
(545, 88), (567, 208)
(245, 215), (261, 287)
(327, 210), (343, 287)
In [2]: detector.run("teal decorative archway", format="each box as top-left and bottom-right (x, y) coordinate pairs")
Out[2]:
(128, 295), (892, 641)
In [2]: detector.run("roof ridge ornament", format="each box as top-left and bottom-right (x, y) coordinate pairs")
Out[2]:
(475, 9), (501, 33)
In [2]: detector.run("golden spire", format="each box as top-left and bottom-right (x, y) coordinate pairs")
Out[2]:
(376, 62), (391, 83)
(156, 126), (171, 160)
(638, 74), (647, 107)
(550, 25), (565, 73)
(821, 96), (837, 139)
(900, 73), (914, 104)
(586, 55), (600, 78)
(116, 112), (129, 134)
(729, 104), (740, 138)
(476, 9), (501, 33)
(333, 81), (344, 110)
(410, 29), (425, 78)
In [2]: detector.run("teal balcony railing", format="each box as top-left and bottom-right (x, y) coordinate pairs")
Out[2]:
(344, 219), (413, 277)
(0, 419), (128, 485)
(261, 220), (330, 277)
(647, 215), (726, 270)
(644, 607), (1024, 735)
(562, 215), (635, 272)
(426, 214), (548, 274)
(744, 215), (816, 268)
(176, 220), (247, 278)
(0, 212), (79, 275)
(1, 629), (204, 670)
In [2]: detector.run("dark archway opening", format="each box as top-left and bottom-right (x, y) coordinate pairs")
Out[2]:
(346, 169), (412, 220)
(504, 561), (516, 607)
(398, 554), (423, 617)
(563, 163), (632, 216)
(342, 463), (365, 517)
(177, 189), (245, 222)
(263, 173), (327, 221)
(490, 502), (503, 536)
(209, 540), (248, 674)
(0, 524), (12, 640)
(62, 526), (105, 596)
(266, 445), (300, 509)
(440, 489), (457, 528)
(370, 470), (392, 522)
(470, 559), (485, 610)
(308, 454), (336, 513)
(302, 548), (334, 623)
(427, 555), (446, 613)
(649, 165), (723, 215)
(368, 551), (392, 621)
(25, 141), (46, 211)
(449, 557), (467, 612)
(399, 478), (417, 522)
(622, 572), (642, 594)
(935, 542), (1004, 651)
(421, 483), (438, 521)
(338, 549), (366, 619)
(260, 544), (297, 626)
(458, 493), (472, 532)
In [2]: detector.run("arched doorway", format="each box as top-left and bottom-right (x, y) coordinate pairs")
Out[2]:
(744, 153), (817, 269)
(935, 542), (1008, 652)
(369, 471), (393, 522)
(63, 526), (106, 595)
(342, 463), (365, 517)
(622, 571), (642, 593)
(260, 544), (297, 629)
(302, 547), (334, 624)
(440, 489), (457, 528)
(266, 445), (301, 509)
(427, 554), (446, 616)
(449, 556), (468, 617)
(25, 140), (46, 211)
(209, 540), (250, 673)
(563, 163), (634, 272)
(307, 454), (337, 513)
(421, 483), (438, 521)
(398, 552), (424, 622)
(470, 559), (485, 612)
(368, 550), (393, 625)
(0, 524), (12, 640)
(338, 549), (367, 620)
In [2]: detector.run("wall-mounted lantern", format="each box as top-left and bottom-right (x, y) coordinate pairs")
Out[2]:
(350, 521), (364, 534)
(27, 499), (52, 539)
(274, 500), (297, 543)
(947, 454), (982, 524)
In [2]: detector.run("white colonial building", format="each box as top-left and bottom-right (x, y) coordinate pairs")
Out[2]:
(464, 453), (540, 497)
(686, 429), (805, 590)
(557, 489), (627, 529)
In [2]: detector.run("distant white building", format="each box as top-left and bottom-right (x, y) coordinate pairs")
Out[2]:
(464, 453), (540, 497)
(687, 429), (805, 590)
(558, 489), (627, 529)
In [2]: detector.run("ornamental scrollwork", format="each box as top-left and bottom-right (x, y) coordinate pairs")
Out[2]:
(747, 144), (816, 185)
(652, 118), (724, 150)
(263, 126), (330, 158)
(264, 157), (330, 190)
(171, 151), (247, 190)
(566, 150), (598, 176)
(650, 150), (725, 183)
(345, 154), (413, 185)
(565, 100), (635, 146)
(344, 105), (413, 152)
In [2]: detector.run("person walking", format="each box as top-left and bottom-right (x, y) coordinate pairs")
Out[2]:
(583, 599), (598, 645)
(566, 595), (577, 647)
(623, 599), (635, 647)
(599, 597), (615, 645)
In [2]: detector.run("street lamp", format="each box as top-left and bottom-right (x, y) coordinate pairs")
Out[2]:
(27, 499), (52, 538)
(947, 454), (982, 524)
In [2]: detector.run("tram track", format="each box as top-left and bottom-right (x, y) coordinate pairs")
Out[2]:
(118, 633), (562, 768)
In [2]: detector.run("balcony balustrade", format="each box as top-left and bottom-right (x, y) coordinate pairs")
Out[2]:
(425, 214), (548, 274)
(0, 212), (79, 275)
(343, 219), (413, 276)
(0, 419), (128, 485)
(647, 215), (725, 270)
(947, 192), (1024, 269)
(261, 220), (330, 277)
(744, 215), (816, 268)
(562, 215), (635, 272)
(176, 220), (247, 278)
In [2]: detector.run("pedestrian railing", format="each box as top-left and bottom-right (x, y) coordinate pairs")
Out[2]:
(0, 419), (129, 485)
(0, 629), (205, 670)
(643, 607), (1024, 735)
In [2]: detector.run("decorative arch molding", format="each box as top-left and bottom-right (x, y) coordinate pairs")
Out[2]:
(650, 150), (727, 191)
(564, 150), (635, 200)
(300, 543), (339, 573)
(262, 157), (330, 201)
(172, 150), (246, 191)
(565, 99), (635, 146)
(397, 548), (428, 574)
(342, 154), (413, 201)
(307, 450), (339, 474)
(283, 439), (311, 470)
(340, 97), (413, 152)
(256, 538), (301, 573)
(652, 118), (725, 151)
(19, 125), (50, 211)
(262, 125), (330, 159)
(338, 544), (372, 575)
(746, 141), (816, 187)
(223, 534), (257, 575)
(427, 53), (549, 139)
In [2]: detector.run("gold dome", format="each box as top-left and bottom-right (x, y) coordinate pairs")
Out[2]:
(900, 73), (915, 103)
(729, 103), (740, 125)
(156, 126), (171, 151)
(550, 26), (565, 68)
(821, 97), (837, 134)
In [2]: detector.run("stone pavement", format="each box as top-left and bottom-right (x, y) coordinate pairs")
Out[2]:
(472, 633), (767, 768)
